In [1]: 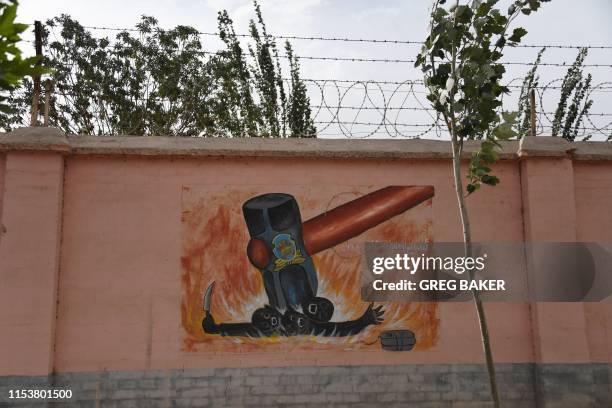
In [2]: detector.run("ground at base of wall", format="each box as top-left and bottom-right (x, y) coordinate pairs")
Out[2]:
(0, 363), (610, 408)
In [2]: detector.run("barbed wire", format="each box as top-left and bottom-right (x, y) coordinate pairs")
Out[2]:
(301, 77), (612, 139)
(73, 24), (612, 50)
(299, 79), (612, 93)
(51, 48), (612, 68)
(17, 25), (612, 140)
(26, 22), (612, 50)
(312, 105), (612, 116)
(38, 26), (612, 68)
(32, 75), (612, 140)
(204, 49), (612, 67)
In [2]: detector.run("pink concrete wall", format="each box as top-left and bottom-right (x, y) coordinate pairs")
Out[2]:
(1, 132), (611, 376)
(52, 157), (530, 373)
(574, 162), (612, 364)
(574, 162), (612, 242)
(0, 153), (64, 375)
(0, 154), (5, 236)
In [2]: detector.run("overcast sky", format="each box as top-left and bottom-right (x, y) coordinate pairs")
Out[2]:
(16, 0), (612, 139)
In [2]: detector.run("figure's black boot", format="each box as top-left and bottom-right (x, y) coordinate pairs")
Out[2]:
(302, 297), (334, 322)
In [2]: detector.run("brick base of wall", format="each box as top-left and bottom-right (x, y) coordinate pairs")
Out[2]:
(1, 363), (610, 408)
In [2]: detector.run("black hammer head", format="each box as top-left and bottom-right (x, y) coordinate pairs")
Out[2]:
(242, 193), (302, 239)
(242, 193), (317, 311)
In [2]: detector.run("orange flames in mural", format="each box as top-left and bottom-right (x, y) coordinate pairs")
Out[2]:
(180, 185), (438, 352)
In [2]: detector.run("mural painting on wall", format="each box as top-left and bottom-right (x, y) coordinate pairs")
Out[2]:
(181, 185), (438, 352)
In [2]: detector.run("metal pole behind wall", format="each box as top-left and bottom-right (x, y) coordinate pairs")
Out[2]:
(29, 21), (43, 126)
(529, 88), (536, 137)
(43, 80), (52, 126)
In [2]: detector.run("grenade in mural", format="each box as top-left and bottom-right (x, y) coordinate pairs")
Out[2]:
(201, 186), (434, 339)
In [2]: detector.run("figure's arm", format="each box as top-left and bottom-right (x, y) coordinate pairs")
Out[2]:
(309, 304), (384, 337)
(202, 312), (263, 338)
(201, 281), (268, 338)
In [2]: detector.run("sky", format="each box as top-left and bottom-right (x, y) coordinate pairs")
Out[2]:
(16, 0), (612, 139)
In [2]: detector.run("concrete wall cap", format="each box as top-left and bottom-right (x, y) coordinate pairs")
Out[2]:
(0, 127), (70, 153)
(68, 134), (460, 159)
(66, 135), (515, 160)
(0, 127), (611, 161)
(572, 141), (612, 161)
(518, 136), (574, 158)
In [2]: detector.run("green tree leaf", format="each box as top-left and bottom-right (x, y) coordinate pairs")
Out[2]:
(508, 27), (527, 43)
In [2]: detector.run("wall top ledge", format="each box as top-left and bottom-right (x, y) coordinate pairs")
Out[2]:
(518, 135), (573, 158)
(0, 127), (610, 161)
(572, 141), (612, 161)
(0, 127), (70, 153)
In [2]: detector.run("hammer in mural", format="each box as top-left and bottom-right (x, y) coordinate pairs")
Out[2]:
(202, 186), (434, 338)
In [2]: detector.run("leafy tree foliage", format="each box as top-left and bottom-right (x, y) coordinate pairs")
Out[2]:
(415, 1), (548, 406)
(1, 1), (316, 137)
(416, 0), (548, 194)
(0, 0), (45, 118)
(550, 48), (593, 141)
(518, 47), (594, 141)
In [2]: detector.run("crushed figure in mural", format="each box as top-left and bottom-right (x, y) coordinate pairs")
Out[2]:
(202, 187), (434, 338)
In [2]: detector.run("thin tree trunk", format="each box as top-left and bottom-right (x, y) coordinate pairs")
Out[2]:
(450, 137), (501, 408)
